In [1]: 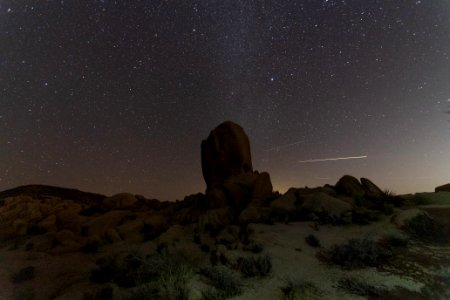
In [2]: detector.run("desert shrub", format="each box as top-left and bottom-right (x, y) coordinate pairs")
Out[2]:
(319, 237), (390, 269)
(280, 279), (321, 300)
(404, 214), (445, 243)
(201, 266), (241, 300)
(90, 253), (156, 287)
(237, 255), (272, 277)
(243, 241), (263, 253)
(337, 277), (384, 297)
(10, 266), (35, 284)
(157, 257), (192, 300)
(118, 254), (192, 300)
(123, 283), (158, 300)
(305, 234), (321, 248)
(351, 208), (381, 225)
(412, 193), (434, 205)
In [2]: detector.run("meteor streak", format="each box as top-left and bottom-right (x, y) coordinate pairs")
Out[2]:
(298, 155), (368, 163)
(264, 140), (304, 152)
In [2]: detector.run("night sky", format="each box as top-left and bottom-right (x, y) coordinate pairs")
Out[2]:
(1, 1), (450, 201)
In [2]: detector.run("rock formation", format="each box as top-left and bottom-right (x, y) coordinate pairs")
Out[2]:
(201, 121), (253, 191)
(435, 183), (450, 193)
(200, 121), (273, 222)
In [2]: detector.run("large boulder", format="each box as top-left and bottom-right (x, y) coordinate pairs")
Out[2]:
(360, 178), (384, 200)
(435, 183), (450, 193)
(335, 175), (365, 198)
(82, 210), (130, 238)
(301, 192), (352, 223)
(251, 172), (273, 206)
(270, 188), (299, 216)
(201, 121), (253, 191)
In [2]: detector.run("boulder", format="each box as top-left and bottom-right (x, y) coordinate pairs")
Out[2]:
(13, 219), (28, 236)
(301, 192), (352, 223)
(143, 215), (168, 240)
(238, 205), (261, 225)
(55, 229), (78, 245)
(27, 234), (55, 252)
(56, 209), (80, 233)
(105, 228), (122, 243)
(103, 193), (138, 210)
(222, 173), (256, 209)
(51, 229), (81, 254)
(435, 183), (450, 193)
(270, 188), (298, 217)
(83, 210), (130, 237)
(251, 172), (273, 205)
(201, 121), (253, 191)
(198, 208), (232, 233)
(204, 188), (228, 209)
(361, 178), (384, 200)
(335, 175), (365, 197)
(39, 214), (57, 233)
(117, 219), (144, 243)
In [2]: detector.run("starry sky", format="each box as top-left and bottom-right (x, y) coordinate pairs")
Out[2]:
(1, 0), (450, 201)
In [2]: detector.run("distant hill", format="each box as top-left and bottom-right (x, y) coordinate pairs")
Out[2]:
(0, 184), (106, 203)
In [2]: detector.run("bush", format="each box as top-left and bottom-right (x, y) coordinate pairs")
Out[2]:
(337, 277), (384, 297)
(237, 255), (272, 277)
(123, 283), (158, 300)
(280, 279), (322, 300)
(319, 237), (390, 269)
(305, 234), (321, 248)
(201, 266), (241, 300)
(405, 214), (445, 243)
(243, 241), (263, 253)
(90, 253), (157, 287)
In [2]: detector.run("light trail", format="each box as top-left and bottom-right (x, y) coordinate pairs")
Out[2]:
(298, 155), (368, 163)
(264, 140), (304, 152)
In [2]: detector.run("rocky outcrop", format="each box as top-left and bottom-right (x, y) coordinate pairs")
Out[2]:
(300, 192), (352, 224)
(435, 183), (450, 193)
(198, 121), (274, 227)
(335, 175), (365, 198)
(201, 121), (253, 191)
(361, 178), (384, 200)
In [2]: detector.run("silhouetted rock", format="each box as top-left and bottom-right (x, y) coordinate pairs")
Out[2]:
(435, 183), (450, 193)
(251, 172), (273, 206)
(360, 178), (384, 200)
(0, 184), (105, 204)
(335, 175), (364, 198)
(300, 192), (352, 224)
(201, 121), (253, 191)
(270, 188), (298, 218)
(103, 193), (138, 210)
(200, 122), (273, 216)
